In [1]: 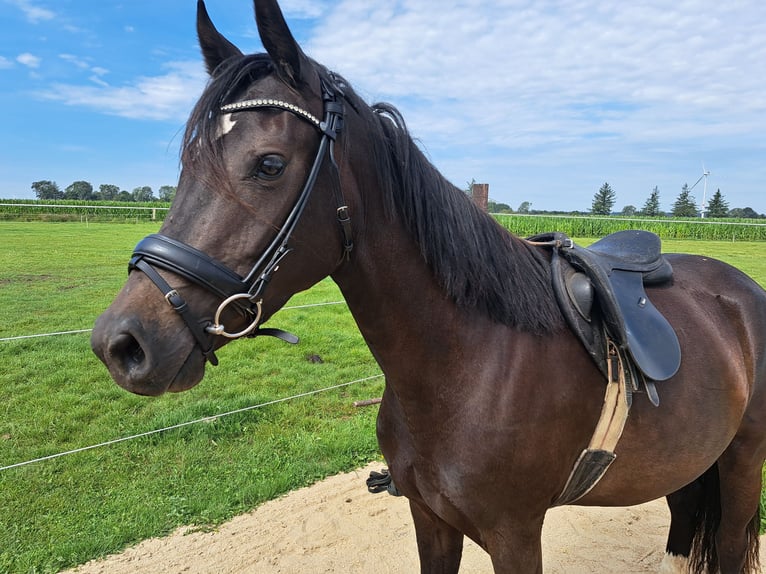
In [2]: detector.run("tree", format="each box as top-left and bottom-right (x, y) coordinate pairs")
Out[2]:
(31, 180), (63, 200)
(517, 201), (532, 214)
(641, 186), (661, 216)
(729, 207), (763, 219)
(158, 185), (177, 202)
(591, 182), (616, 215)
(131, 186), (154, 202)
(620, 205), (637, 216)
(64, 180), (94, 200)
(487, 200), (512, 213)
(98, 184), (121, 201)
(671, 184), (697, 217)
(706, 188), (729, 217)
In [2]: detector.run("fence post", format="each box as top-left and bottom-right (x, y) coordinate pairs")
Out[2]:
(471, 183), (489, 212)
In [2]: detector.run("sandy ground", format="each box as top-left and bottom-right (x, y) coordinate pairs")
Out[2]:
(65, 461), (765, 573)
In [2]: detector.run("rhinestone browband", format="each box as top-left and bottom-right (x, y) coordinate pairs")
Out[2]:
(220, 98), (321, 128)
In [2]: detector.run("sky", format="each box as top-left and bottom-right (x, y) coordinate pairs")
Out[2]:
(1, 0), (764, 214)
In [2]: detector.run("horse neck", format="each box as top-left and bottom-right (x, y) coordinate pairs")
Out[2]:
(330, 195), (496, 383)
(333, 226), (456, 364)
(327, 107), (559, 386)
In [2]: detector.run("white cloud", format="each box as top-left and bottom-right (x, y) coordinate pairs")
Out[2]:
(7, 0), (54, 23)
(306, 1), (766, 151)
(280, 0), (331, 19)
(59, 53), (89, 69)
(0, 56), (13, 69)
(16, 52), (41, 68)
(59, 54), (110, 85)
(38, 60), (207, 121)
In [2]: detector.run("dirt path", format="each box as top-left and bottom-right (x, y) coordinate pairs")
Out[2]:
(65, 462), (764, 573)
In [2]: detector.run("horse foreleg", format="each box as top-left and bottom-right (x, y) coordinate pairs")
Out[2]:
(484, 518), (545, 574)
(409, 499), (464, 574)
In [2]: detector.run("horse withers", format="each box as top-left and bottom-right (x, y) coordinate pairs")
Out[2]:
(91, 1), (766, 572)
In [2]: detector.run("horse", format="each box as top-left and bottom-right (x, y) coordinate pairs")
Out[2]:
(90, 1), (766, 572)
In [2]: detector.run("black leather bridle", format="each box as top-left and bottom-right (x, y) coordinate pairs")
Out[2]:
(128, 79), (352, 366)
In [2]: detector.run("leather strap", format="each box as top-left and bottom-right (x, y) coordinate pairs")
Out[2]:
(131, 258), (219, 366)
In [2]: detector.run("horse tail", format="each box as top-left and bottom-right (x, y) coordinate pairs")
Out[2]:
(688, 463), (761, 574)
(745, 506), (762, 574)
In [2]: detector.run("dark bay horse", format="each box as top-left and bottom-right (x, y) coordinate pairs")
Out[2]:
(91, 1), (766, 571)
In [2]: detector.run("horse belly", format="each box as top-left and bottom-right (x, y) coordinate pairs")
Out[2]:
(575, 260), (758, 506)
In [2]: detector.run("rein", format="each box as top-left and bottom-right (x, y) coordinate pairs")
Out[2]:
(128, 79), (351, 365)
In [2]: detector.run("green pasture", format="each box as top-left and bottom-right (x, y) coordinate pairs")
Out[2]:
(0, 222), (382, 573)
(0, 221), (765, 573)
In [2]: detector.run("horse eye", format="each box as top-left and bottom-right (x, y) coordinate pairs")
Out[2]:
(254, 155), (286, 180)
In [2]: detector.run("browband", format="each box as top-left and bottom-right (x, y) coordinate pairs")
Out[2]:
(220, 98), (321, 128)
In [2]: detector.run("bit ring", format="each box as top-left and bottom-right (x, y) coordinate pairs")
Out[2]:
(206, 294), (262, 338)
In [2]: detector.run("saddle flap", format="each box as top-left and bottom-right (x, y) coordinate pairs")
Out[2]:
(608, 270), (681, 381)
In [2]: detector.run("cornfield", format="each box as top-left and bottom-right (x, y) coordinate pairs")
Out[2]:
(494, 214), (766, 242)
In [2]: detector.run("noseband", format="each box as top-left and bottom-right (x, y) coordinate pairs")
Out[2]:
(128, 79), (352, 366)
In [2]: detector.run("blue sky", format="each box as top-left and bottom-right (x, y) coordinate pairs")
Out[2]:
(1, 0), (764, 214)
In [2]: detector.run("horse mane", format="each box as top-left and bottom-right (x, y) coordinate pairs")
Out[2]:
(363, 103), (562, 335)
(181, 53), (562, 335)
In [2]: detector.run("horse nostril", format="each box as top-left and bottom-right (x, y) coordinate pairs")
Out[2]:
(108, 332), (146, 373)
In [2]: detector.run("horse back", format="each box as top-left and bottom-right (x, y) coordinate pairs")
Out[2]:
(636, 252), (766, 419)
(660, 252), (766, 377)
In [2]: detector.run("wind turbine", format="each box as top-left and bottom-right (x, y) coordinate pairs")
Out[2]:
(689, 164), (711, 218)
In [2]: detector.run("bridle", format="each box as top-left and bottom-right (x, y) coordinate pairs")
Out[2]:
(128, 79), (352, 366)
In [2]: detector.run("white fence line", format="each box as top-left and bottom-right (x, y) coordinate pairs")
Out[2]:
(0, 374), (384, 472)
(0, 298), (368, 472)
(0, 203), (170, 211)
(6, 205), (763, 227)
(0, 301), (347, 342)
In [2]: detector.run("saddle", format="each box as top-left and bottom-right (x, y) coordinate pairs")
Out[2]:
(530, 230), (681, 405)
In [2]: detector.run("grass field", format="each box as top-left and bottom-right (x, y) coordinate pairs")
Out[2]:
(0, 221), (765, 573)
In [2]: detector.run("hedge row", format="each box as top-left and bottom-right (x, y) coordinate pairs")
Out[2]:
(0, 200), (170, 223)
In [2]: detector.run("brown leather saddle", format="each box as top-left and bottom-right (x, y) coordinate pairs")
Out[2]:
(530, 230), (681, 405)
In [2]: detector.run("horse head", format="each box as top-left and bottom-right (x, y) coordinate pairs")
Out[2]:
(91, 0), (358, 395)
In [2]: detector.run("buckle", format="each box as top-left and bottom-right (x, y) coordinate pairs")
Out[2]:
(164, 289), (181, 306)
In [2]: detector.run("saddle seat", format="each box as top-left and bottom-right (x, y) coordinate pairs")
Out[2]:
(530, 230), (681, 393)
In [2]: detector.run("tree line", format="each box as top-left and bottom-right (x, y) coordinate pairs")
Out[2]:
(590, 182), (764, 218)
(471, 180), (763, 219)
(31, 180), (176, 202)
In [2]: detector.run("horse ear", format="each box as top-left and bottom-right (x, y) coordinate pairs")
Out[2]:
(197, 0), (243, 75)
(253, 0), (312, 88)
